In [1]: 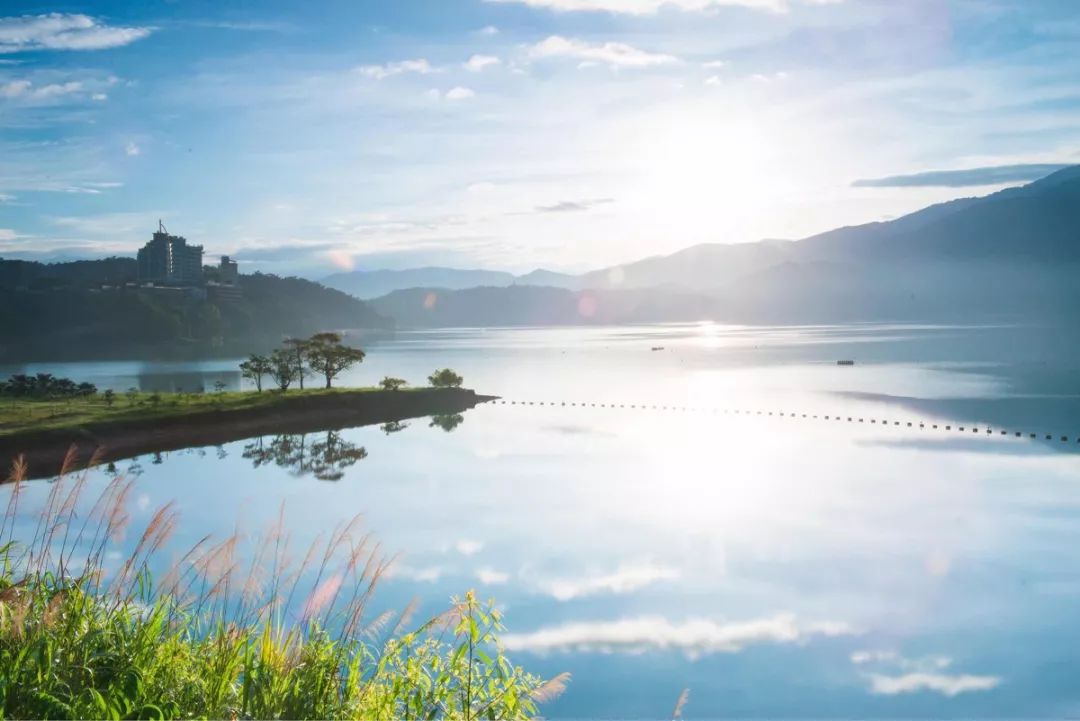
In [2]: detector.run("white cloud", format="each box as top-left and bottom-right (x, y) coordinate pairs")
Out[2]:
(0, 79), (29, 97)
(851, 649), (899, 665)
(357, 58), (434, 80)
(445, 86), (476, 101)
(540, 561), (679, 600)
(530, 35), (679, 68)
(852, 649), (998, 696)
(91, 92), (107, 101)
(501, 613), (857, 656)
(455, 539), (483, 555)
(750, 70), (789, 82)
(386, 560), (446, 583)
(866, 672), (1002, 697)
(32, 81), (81, 98)
(476, 567), (509, 584)
(851, 649), (954, 671)
(485, 0), (787, 14)
(0, 228), (22, 241)
(702, 59), (727, 68)
(125, 141), (140, 156)
(704, 75), (723, 86)
(464, 54), (500, 72)
(0, 194), (14, 203)
(0, 13), (154, 53)
(478, 25), (500, 36)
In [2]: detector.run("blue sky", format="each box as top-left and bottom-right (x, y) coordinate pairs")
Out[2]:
(1, 0), (1079, 277)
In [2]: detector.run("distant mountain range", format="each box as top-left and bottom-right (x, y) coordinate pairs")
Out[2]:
(357, 165), (1080, 326)
(321, 266), (585, 298)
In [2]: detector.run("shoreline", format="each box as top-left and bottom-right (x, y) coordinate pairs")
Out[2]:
(1, 388), (494, 481)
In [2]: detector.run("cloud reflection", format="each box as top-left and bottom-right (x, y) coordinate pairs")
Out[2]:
(501, 613), (857, 657)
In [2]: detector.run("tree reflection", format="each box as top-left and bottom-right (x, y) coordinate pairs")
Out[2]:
(380, 420), (409, 435)
(242, 430), (367, 481)
(429, 413), (464, 433)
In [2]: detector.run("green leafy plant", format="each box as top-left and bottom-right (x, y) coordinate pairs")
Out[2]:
(303, 333), (366, 389)
(0, 459), (564, 719)
(239, 354), (272, 392)
(379, 377), (407, 391)
(428, 369), (463, 389)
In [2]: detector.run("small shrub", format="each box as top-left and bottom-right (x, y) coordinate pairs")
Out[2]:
(428, 368), (463, 389)
(379, 376), (408, 391)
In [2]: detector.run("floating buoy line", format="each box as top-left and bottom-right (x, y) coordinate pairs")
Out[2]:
(482, 398), (1079, 445)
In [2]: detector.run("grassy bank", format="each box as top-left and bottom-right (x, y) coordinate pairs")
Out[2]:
(0, 463), (565, 719)
(1, 387), (492, 482)
(0, 388), (405, 438)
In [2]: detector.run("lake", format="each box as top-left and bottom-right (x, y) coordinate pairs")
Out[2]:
(3, 323), (1080, 718)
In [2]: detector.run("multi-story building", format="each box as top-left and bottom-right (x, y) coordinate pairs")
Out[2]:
(219, 255), (239, 285)
(136, 222), (204, 285)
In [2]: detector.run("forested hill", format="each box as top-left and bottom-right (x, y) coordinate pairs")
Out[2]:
(0, 259), (390, 362)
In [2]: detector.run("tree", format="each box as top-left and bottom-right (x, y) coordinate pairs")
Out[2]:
(303, 332), (366, 389)
(103, 389), (116, 407)
(239, 354), (272, 392)
(379, 376), (407, 391)
(428, 368), (463, 388)
(213, 380), (227, 393)
(268, 348), (298, 391)
(282, 337), (311, 390)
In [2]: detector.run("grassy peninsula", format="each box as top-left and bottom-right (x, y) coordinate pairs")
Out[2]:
(0, 387), (418, 438)
(1, 386), (492, 481)
(1, 335), (488, 480)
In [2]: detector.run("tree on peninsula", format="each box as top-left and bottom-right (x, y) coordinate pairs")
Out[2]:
(304, 332), (366, 389)
(268, 348), (298, 391)
(428, 368), (463, 388)
(239, 354), (272, 392)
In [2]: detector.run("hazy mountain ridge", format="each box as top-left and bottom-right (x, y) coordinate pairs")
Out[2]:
(367, 166), (1080, 326)
(321, 265), (584, 299)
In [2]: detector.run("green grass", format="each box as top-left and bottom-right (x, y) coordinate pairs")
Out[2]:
(0, 387), (428, 438)
(0, 463), (565, 719)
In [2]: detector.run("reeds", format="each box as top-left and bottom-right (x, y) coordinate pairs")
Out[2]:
(0, 456), (563, 719)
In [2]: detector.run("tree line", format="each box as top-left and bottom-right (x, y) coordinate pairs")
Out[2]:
(239, 332), (364, 391)
(239, 332), (464, 392)
(0, 373), (97, 398)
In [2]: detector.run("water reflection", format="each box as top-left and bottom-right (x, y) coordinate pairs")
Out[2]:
(429, 413), (465, 432)
(242, 430), (368, 481)
(4, 324), (1080, 718)
(380, 420), (410, 435)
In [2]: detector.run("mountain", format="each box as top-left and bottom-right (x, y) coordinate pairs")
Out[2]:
(514, 269), (583, 290)
(322, 267), (515, 299)
(368, 286), (722, 327)
(793, 165), (1080, 263)
(570, 165), (1080, 291)
(367, 165), (1080, 326)
(321, 265), (587, 298)
(0, 256), (138, 290)
(0, 264), (391, 361)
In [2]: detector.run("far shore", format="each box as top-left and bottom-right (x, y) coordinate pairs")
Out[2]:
(1, 387), (494, 481)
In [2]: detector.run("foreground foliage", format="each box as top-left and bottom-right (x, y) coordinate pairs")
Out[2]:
(0, 457), (565, 719)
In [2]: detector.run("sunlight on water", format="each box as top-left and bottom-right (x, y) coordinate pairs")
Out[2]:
(2, 323), (1079, 718)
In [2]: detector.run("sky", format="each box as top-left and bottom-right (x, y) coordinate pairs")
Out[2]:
(1, 0), (1079, 277)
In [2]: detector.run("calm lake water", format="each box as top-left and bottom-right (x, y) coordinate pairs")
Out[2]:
(3, 323), (1080, 719)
